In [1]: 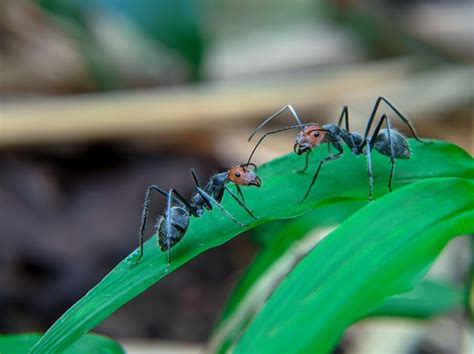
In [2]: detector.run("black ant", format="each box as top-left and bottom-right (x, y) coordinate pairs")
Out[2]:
(247, 97), (429, 201)
(129, 164), (261, 269)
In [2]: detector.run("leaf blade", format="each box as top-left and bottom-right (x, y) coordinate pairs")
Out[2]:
(31, 141), (473, 353)
(234, 178), (474, 353)
(367, 279), (465, 319)
(0, 333), (123, 354)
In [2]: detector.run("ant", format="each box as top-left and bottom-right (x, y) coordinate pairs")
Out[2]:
(247, 97), (429, 201)
(129, 164), (261, 269)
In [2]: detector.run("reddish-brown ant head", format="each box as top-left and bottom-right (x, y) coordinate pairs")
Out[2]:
(294, 125), (326, 155)
(227, 164), (261, 187)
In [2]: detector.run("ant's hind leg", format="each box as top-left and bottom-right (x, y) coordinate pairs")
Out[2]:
(162, 190), (174, 273)
(164, 248), (171, 274)
(364, 97), (429, 144)
(130, 184), (169, 268)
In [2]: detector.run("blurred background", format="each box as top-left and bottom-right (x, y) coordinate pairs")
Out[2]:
(0, 0), (472, 353)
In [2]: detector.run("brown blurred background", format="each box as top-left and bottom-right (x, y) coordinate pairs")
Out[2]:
(0, 0), (473, 353)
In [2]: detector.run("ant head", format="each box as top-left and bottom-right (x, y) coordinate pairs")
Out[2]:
(294, 125), (326, 155)
(227, 164), (261, 187)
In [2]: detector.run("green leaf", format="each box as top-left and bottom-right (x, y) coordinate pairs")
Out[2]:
(0, 333), (123, 354)
(210, 200), (365, 353)
(368, 279), (465, 319)
(233, 178), (474, 353)
(31, 141), (473, 353)
(211, 203), (468, 353)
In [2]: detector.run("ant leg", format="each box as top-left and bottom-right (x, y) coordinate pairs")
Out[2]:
(131, 185), (195, 268)
(163, 189), (173, 272)
(246, 123), (316, 165)
(190, 169), (212, 210)
(385, 119), (395, 192)
(367, 114), (399, 193)
(365, 114), (402, 197)
(367, 114), (388, 147)
(131, 184), (171, 267)
(235, 185), (246, 204)
(337, 106), (350, 131)
(365, 140), (375, 201)
(302, 151), (344, 201)
(248, 105), (304, 142)
(165, 189), (173, 239)
(363, 96), (428, 143)
(166, 248), (171, 273)
(170, 187), (199, 217)
(190, 168), (202, 187)
(195, 187), (247, 227)
(297, 151), (311, 174)
(224, 185), (258, 220)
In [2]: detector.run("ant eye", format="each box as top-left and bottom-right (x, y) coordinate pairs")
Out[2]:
(235, 172), (241, 177)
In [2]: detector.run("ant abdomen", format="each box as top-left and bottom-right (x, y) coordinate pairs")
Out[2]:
(374, 129), (410, 159)
(157, 207), (190, 251)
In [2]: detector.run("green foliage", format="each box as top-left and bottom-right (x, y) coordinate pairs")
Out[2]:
(368, 279), (465, 319)
(0, 333), (123, 354)
(30, 141), (473, 353)
(36, 0), (206, 85)
(233, 178), (473, 353)
(210, 200), (468, 352)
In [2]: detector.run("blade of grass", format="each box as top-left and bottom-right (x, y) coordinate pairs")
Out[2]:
(234, 178), (474, 353)
(31, 141), (473, 353)
(210, 202), (466, 353)
(368, 278), (465, 319)
(0, 333), (123, 354)
(209, 200), (364, 353)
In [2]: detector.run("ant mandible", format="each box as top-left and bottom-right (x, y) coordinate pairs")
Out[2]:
(130, 164), (261, 269)
(247, 96), (429, 201)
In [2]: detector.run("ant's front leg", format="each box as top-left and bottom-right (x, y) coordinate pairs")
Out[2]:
(195, 187), (247, 227)
(224, 185), (258, 220)
(301, 153), (343, 201)
(235, 185), (246, 204)
(297, 151), (311, 174)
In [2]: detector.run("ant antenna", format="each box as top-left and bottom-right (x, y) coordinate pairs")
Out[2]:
(246, 123), (317, 166)
(240, 162), (257, 170)
(248, 105), (303, 142)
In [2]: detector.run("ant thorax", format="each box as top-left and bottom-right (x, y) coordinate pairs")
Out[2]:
(212, 172), (228, 187)
(294, 125), (326, 155)
(190, 172), (227, 214)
